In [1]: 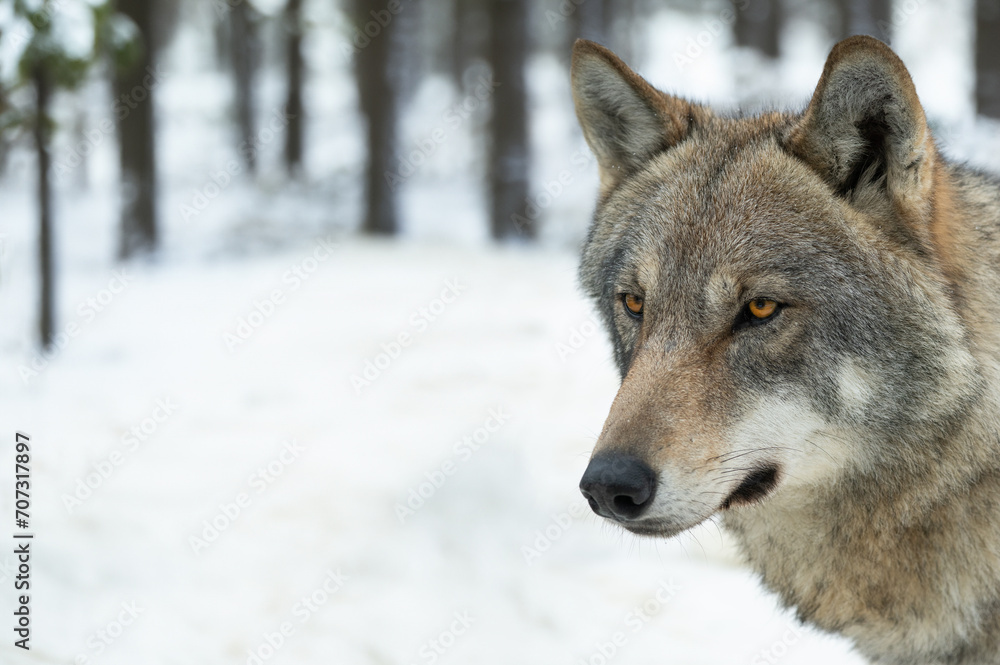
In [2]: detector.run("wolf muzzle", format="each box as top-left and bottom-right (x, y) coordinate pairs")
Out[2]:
(579, 453), (657, 521)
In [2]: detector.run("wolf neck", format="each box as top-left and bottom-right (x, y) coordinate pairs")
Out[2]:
(721, 421), (1000, 661)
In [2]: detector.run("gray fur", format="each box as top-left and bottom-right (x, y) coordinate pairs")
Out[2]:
(572, 36), (1000, 664)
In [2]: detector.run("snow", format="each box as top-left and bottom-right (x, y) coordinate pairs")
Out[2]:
(0, 1), (993, 663)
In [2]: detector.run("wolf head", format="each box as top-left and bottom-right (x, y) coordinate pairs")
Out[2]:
(572, 36), (981, 537)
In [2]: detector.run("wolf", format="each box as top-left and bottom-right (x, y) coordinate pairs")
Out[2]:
(572, 35), (1000, 664)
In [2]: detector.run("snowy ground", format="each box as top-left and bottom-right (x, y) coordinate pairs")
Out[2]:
(1, 1), (998, 663)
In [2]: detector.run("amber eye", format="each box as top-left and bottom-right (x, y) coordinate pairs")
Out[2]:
(623, 294), (644, 318)
(748, 298), (778, 319)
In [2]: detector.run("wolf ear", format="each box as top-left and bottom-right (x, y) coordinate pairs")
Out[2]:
(787, 36), (937, 231)
(571, 39), (702, 193)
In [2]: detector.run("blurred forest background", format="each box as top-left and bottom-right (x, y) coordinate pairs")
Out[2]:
(0, 0), (998, 349)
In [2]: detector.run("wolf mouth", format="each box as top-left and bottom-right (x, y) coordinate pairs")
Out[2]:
(722, 465), (780, 509)
(620, 519), (689, 538)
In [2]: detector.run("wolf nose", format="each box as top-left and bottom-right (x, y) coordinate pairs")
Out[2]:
(579, 453), (656, 521)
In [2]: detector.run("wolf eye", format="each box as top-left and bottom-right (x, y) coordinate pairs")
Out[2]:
(748, 299), (778, 319)
(735, 298), (783, 330)
(622, 294), (644, 318)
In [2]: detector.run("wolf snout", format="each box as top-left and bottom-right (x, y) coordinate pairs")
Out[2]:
(579, 453), (657, 521)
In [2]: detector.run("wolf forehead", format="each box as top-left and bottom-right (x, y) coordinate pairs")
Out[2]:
(580, 116), (861, 302)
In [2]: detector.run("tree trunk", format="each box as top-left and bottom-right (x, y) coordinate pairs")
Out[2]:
(734, 0), (782, 58)
(488, 0), (531, 240)
(352, 0), (399, 234)
(571, 0), (609, 45)
(977, 0), (1000, 118)
(230, 0), (258, 174)
(831, 0), (851, 42)
(451, 0), (467, 88)
(451, 0), (488, 91)
(114, 0), (159, 258)
(0, 85), (11, 178)
(284, 0), (304, 174)
(605, 0), (635, 63)
(393, 0), (422, 106)
(831, 0), (892, 41)
(213, 15), (230, 70)
(564, 0), (628, 66)
(33, 63), (53, 349)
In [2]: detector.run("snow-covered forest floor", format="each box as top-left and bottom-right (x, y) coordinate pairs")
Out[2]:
(2, 1), (999, 663)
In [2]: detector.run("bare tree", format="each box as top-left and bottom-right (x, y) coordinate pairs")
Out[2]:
(977, 0), (1000, 118)
(832, 0), (892, 41)
(230, 0), (259, 174)
(604, 0), (636, 63)
(15, 0), (115, 348)
(571, 0), (610, 45)
(451, 0), (489, 91)
(425, 0), (457, 79)
(561, 0), (636, 66)
(114, 0), (159, 258)
(33, 64), (54, 346)
(352, 0), (401, 234)
(734, 0), (782, 58)
(284, 0), (304, 173)
(488, 0), (531, 240)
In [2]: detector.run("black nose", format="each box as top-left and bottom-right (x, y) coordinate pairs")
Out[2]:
(579, 453), (657, 521)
